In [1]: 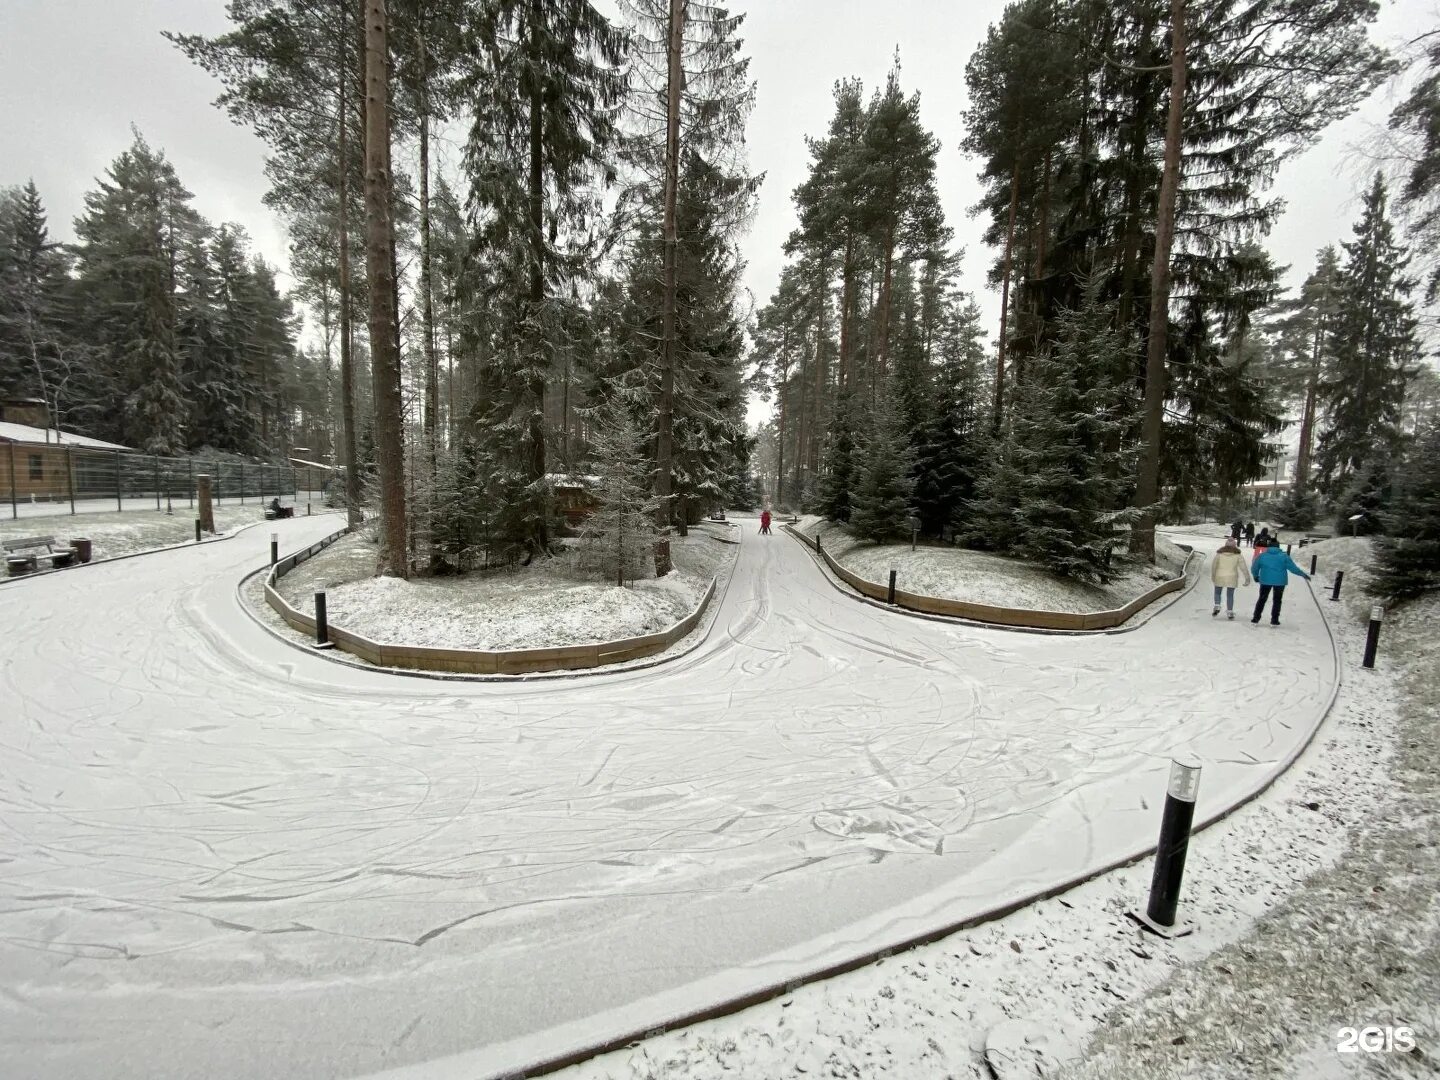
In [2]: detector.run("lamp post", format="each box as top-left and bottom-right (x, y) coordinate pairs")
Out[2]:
(1132, 758), (1202, 937)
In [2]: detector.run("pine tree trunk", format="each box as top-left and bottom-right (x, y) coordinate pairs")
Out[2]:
(874, 221), (896, 380)
(654, 0), (684, 528)
(994, 158), (1020, 431)
(419, 60), (437, 464)
(810, 268), (827, 479)
(1130, 0), (1186, 560)
(337, 0), (361, 528)
(363, 0), (408, 577)
(526, 0), (548, 553)
(838, 233), (855, 389)
(794, 329), (808, 504)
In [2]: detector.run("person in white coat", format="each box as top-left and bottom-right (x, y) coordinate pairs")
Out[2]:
(1211, 537), (1252, 619)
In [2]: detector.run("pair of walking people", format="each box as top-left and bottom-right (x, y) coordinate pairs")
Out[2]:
(1210, 536), (1311, 625)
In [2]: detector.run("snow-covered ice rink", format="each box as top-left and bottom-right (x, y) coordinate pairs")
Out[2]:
(0, 515), (1338, 1080)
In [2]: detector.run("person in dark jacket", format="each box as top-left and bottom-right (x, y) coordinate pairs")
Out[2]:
(1244, 521), (1255, 546)
(1231, 519), (1243, 542)
(1250, 544), (1311, 626)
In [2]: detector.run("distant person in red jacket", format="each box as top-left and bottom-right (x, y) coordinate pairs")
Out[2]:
(760, 509), (772, 535)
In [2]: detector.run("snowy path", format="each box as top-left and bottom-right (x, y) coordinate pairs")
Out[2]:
(0, 517), (1337, 1080)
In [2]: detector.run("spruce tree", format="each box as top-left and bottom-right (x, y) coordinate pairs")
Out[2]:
(72, 134), (201, 451)
(462, 0), (626, 555)
(0, 182), (72, 407)
(579, 404), (660, 586)
(817, 390), (862, 523)
(969, 278), (1137, 583)
(912, 299), (987, 537)
(849, 394), (915, 543)
(1370, 418), (1440, 599)
(1315, 174), (1420, 492)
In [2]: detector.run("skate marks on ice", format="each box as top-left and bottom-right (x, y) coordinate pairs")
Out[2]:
(0, 514), (1338, 1080)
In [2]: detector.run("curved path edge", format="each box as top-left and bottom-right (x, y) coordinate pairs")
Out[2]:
(234, 527), (745, 684)
(0, 514), (294, 588)
(365, 582), (1342, 1080)
(781, 523), (1202, 637)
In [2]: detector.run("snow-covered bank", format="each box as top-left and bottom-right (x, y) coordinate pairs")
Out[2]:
(268, 522), (736, 651)
(798, 517), (1188, 614)
(548, 542), (1430, 1080)
(0, 503), (271, 562)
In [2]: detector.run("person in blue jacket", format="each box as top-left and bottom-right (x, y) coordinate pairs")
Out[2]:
(1250, 542), (1312, 625)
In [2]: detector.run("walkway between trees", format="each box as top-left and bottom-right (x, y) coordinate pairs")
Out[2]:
(0, 514), (1337, 1080)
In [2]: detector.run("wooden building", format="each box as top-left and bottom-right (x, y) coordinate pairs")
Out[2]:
(0, 398), (135, 502)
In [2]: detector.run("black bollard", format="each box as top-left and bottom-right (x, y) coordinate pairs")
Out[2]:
(270, 532), (279, 567)
(1286, 543), (1292, 555)
(1330, 570), (1344, 602)
(195, 518), (202, 543)
(1309, 553), (1317, 575)
(307, 502), (312, 516)
(314, 590), (334, 648)
(1362, 605), (1383, 669)
(888, 569), (897, 605)
(816, 532), (822, 556)
(1133, 759), (1202, 936)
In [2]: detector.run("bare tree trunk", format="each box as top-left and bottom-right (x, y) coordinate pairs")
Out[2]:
(363, 0), (407, 576)
(1130, 0), (1186, 560)
(337, 0), (361, 527)
(654, 0), (685, 528)
(994, 159), (1020, 431)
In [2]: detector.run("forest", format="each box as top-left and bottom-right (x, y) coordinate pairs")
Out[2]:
(1, 0), (1437, 592)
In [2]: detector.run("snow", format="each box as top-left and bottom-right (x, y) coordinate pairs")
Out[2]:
(799, 517), (1188, 613)
(269, 524), (733, 651)
(0, 503), (282, 562)
(0, 511), (1340, 1080)
(545, 541), (1433, 1080)
(0, 419), (131, 450)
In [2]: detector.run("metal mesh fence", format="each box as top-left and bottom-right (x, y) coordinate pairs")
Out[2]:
(2, 443), (335, 520)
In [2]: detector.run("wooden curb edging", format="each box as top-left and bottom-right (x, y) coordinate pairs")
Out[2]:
(783, 523), (1196, 635)
(262, 527), (721, 677)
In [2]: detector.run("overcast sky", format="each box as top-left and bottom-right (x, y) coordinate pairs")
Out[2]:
(1, 0), (1431, 428)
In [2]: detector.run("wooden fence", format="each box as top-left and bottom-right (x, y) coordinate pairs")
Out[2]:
(263, 527), (718, 675)
(785, 526), (1192, 632)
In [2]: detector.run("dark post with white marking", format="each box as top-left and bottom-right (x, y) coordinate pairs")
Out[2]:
(1330, 570), (1344, 602)
(1309, 553), (1317, 575)
(270, 531), (279, 567)
(816, 532), (822, 556)
(888, 569), (897, 605)
(1286, 543), (1292, 555)
(1140, 759), (1201, 934)
(1362, 605), (1383, 669)
(314, 591), (333, 648)
(195, 518), (202, 543)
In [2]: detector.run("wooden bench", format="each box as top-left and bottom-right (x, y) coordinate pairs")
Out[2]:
(4, 536), (77, 575)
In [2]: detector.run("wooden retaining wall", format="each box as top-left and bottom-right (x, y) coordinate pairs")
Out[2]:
(785, 526), (1191, 631)
(263, 527), (718, 675)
